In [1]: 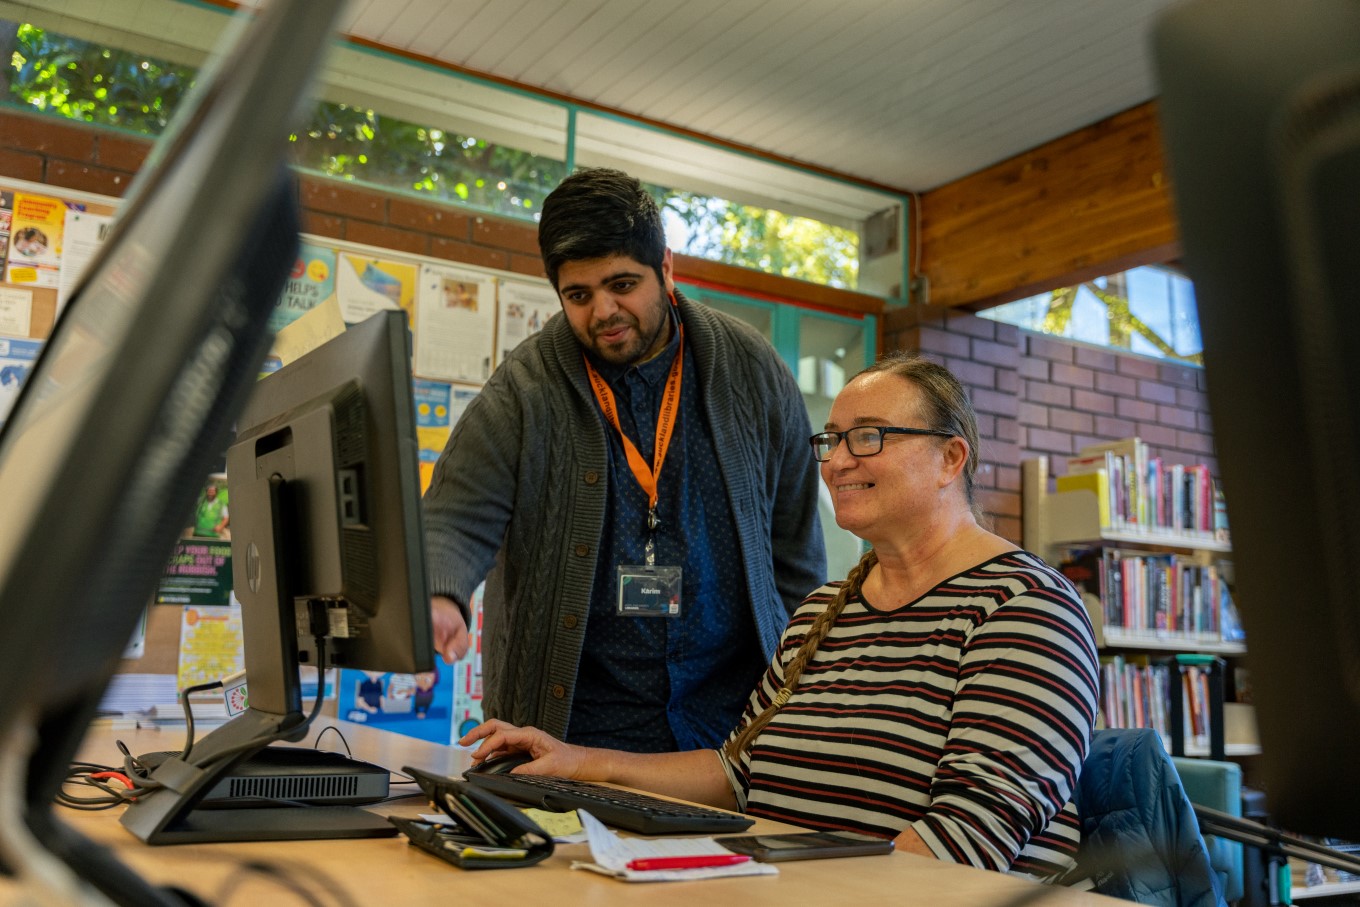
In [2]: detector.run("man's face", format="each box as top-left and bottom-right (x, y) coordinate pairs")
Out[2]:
(556, 250), (674, 366)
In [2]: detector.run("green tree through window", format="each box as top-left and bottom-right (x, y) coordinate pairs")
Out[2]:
(2, 20), (861, 289)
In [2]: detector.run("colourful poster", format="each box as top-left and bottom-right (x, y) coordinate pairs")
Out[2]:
(337, 663), (455, 745)
(415, 382), (481, 491)
(269, 242), (337, 333)
(6, 192), (66, 288)
(0, 336), (41, 427)
(0, 191), (12, 271)
(414, 378), (452, 493)
(177, 605), (244, 692)
(452, 583), (486, 739)
(336, 253), (416, 325)
(156, 539), (233, 607)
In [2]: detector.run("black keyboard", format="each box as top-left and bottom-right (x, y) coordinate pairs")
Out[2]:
(462, 772), (754, 835)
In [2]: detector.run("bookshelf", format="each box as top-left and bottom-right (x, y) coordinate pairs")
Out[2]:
(1022, 450), (1259, 759)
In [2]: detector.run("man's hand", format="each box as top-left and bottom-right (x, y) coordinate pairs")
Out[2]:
(432, 595), (470, 663)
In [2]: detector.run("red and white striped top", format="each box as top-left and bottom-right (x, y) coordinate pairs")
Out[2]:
(719, 551), (1099, 879)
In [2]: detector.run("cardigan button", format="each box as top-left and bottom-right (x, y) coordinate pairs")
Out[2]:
(574, 544), (589, 557)
(551, 684), (566, 699)
(563, 614), (579, 630)
(584, 470), (599, 485)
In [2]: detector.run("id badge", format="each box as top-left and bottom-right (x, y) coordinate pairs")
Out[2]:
(616, 565), (682, 617)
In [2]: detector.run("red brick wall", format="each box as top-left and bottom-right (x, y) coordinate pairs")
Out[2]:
(882, 305), (1215, 546)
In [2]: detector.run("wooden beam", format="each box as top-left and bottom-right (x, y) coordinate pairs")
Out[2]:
(919, 101), (1181, 309)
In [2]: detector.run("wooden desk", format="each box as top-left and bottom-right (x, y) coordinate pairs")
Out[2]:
(6, 719), (1120, 906)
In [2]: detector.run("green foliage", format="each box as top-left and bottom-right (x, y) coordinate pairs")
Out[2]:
(2, 20), (864, 290)
(291, 102), (564, 219)
(6, 23), (195, 133)
(660, 190), (859, 289)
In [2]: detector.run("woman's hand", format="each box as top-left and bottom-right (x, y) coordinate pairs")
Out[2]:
(459, 718), (595, 779)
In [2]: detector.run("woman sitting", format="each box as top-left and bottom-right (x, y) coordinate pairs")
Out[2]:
(461, 353), (1099, 879)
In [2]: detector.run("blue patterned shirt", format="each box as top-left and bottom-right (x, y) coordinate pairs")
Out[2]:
(569, 306), (764, 753)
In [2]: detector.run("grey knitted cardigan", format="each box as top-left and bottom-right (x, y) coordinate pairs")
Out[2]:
(422, 291), (826, 740)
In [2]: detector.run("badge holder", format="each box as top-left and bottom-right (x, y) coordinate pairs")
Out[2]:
(391, 766), (555, 870)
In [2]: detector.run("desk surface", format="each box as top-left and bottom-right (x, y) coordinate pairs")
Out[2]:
(6, 719), (1120, 906)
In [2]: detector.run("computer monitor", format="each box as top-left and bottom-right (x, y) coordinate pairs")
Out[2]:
(119, 308), (434, 844)
(0, 0), (346, 902)
(1154, 0), (1360, 838)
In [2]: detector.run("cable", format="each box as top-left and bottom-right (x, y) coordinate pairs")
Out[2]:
(178, 678), (226, 762)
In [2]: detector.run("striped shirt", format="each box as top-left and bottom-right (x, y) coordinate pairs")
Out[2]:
(718, 551), (1099, 879)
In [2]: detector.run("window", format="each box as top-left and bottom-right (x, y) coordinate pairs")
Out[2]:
(3, 12), (905, 294)
(980, 265), (1203, 364)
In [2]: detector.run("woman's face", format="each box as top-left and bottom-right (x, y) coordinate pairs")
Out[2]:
(819, 372), (953, 540)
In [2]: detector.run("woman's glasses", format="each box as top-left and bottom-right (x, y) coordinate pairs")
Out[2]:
(809, 426), (954, 462)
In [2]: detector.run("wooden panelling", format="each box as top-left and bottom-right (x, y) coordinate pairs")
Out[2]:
(673, 254), (885, 318)
(919, 102), (1180, 310)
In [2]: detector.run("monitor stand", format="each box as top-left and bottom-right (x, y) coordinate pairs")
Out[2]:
(119, 475), (397, 844)
(118, 710), (398, 845)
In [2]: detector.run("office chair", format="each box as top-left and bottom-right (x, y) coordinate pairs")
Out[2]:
(1071, 728), (1226, 907)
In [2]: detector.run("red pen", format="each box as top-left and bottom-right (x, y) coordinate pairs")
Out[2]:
(626, 854), (752, 871)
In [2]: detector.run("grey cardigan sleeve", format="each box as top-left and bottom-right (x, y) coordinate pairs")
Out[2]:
(421, 375), (524, 615)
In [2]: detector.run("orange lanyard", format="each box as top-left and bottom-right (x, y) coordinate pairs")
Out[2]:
(583, 322), (683, 534)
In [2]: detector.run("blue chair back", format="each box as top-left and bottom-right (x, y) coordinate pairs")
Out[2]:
(1171, 757), (1244, 903)
(1072, 728), (1226, 907)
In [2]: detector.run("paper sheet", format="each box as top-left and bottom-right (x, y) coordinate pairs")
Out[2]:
(573, 810), (777, 882)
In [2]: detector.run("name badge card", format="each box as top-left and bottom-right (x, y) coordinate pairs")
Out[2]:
(616, 565), (682, 617)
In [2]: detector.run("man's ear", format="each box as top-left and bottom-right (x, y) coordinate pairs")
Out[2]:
(661, 247), (675, 293)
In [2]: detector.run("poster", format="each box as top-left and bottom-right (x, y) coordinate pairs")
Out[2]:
(177, 605), (244, 692)
(0, 336), (41, 427)
(495, 278), (558, 367)
(414, 378), (452, 492)
(335, 252), (416, 325)
(271, 295), (346, 366)
(269, 241), (337, 333)
(0, 288), (33, 339)
(337, 664), (455, 745)
(413, 262), (495, 383)
(453, 583), (486, 738)
(56, 208), (113, 316)
(188, 473), (230, 540)
(414, 381), (480, 490)
(5, 192), (66, 288)
(0, 191), (12, 272)
(156, 539), (233, 606)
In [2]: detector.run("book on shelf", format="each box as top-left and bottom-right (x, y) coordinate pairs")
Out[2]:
(1066, 548), (1236, 644)
(1062, 438), (1226, 541)
(1096, 654), (1224, 754)
(1056, 469), (1111, 529)
(1079, 438), (1148, 530)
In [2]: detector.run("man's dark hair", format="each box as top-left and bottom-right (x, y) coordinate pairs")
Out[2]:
(537, 168), (667, 289)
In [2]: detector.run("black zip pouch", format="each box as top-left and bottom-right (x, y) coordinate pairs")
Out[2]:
(391, 765), (555, 870)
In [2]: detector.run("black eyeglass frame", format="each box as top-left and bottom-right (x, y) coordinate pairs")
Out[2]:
(809, 426), (955, 462)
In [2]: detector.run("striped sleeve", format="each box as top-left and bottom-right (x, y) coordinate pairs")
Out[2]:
(911, 557), (1099, 873)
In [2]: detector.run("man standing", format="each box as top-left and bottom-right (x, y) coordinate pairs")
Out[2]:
(422, 168), (824, 753)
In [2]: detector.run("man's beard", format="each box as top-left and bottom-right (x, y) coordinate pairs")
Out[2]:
(588, 294), (669, 365)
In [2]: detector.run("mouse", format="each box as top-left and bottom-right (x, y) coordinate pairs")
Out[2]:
(464, 751), (534, 776)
